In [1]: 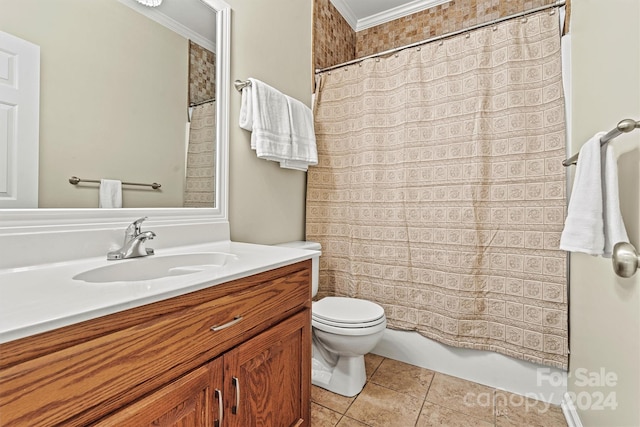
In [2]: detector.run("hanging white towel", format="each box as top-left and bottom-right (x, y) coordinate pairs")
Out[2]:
(559, 133), (629, 256)
(280, 95), (318, 171)
(559, 133), (605, 254)
(99, 179), (122, 208)
(602, 143), (629, 257)
(240, 78), (292, 162)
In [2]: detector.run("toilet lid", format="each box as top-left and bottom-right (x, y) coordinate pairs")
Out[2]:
(313, 297), (385, 324)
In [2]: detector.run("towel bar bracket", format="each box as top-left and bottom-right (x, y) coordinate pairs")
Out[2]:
(612, 242), (640, 278)
(562, 118), (640, 166)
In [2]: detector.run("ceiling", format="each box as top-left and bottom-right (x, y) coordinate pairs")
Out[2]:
(330, 0), (451, 31)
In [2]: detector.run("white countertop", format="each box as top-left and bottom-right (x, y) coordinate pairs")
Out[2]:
(0, 241), (318, 344)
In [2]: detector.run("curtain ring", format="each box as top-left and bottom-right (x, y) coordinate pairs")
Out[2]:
(465, 33), (470, 39)
(416, 47), (421, 51)
(439, 40), (443, 46)
(492, 25), (498, 31)
(521, 17), (528, 23)
(550, 9), (555, 15)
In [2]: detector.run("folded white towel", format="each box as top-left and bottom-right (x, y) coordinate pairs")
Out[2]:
(99, 179), (122, 208)
(281, 95), (317, 171)
(602, 143), (629, 257)
(243, 78), (292, 162)
(560, 132), (629, 255)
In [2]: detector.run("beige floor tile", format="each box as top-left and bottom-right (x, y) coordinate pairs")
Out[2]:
(336, 417), (370, 427)
(312, 385), (356, 414)
(364, 353), (385, 378)
(345, 382), (423, 427)
(417, 401), (494, 427)
(370, 358), (435, 400)
(495, 391), (567, 427)
(312, 402), (343, 427)
(425, 373), (495, 423)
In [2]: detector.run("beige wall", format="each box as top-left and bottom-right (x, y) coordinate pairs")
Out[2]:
(569, 1), (640, 425)
(0, 0), (188, 208)
(226, 0), (312, 244)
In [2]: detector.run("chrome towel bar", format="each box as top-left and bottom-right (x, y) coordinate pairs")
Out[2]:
(69, 176), (161, 190)
(563, 119), (640, 166)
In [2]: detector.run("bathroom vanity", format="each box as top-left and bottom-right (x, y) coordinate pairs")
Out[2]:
(0, 246), (313, 426)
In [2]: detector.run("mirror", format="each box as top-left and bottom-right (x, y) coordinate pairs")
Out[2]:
(0, 0), (229, 212)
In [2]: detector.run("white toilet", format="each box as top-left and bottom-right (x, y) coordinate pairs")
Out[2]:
(276, 241), (387, 397)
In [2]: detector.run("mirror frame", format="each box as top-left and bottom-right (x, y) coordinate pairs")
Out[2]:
(0, 0), (231, 232)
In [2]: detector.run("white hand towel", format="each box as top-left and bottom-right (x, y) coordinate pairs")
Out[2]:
(246, 78), (292, 162)
(281, 95), (317, 171)
(559, 133), (605, 254)
(559, 132), (630, 256)
(99, 179), (122, 208)
(602, 143), (629, 257)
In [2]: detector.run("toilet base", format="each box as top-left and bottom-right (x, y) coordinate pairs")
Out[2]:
(311, 351), (367, 397)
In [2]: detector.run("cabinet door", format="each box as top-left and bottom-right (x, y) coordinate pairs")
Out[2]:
(93, 358), (224, 427)
(224, 309), (311, 427)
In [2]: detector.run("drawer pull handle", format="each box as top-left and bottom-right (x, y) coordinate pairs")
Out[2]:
(232, 376), (240, 414)
(214, 389), (223, 427)
(210, 315), (243, 331)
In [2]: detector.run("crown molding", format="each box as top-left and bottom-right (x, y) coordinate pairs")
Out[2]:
(329, 0), (359, 31)
(117, 0), (216, 52)
(334, 0), (452, 32)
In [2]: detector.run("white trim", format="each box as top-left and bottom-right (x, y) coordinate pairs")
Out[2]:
(331, 0), (452, 32)
(329, 0), (359, 31)
(212, 2), (230, 224)
(117, 0), (216, 52)
(562, 392), (584, 427)
(357, 0), (451, 31)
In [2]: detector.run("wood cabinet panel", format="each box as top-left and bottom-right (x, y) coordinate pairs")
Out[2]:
(0, 261), (311, 427)
(225, 310), (311, 427)
(92, 358), (223, 427)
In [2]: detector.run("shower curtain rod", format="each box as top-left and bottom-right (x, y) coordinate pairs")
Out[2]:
(315, 0), (566, 75)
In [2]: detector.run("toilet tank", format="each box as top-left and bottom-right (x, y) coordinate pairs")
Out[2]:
(274, 241), (321, 297)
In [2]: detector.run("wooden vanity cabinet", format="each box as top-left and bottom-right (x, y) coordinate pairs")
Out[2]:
(0, 260), (312, 427)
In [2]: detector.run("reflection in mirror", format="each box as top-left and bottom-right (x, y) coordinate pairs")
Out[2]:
(0, 0), (220, 209)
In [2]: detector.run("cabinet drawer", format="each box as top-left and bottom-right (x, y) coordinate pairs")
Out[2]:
(0, 266), (310, 427)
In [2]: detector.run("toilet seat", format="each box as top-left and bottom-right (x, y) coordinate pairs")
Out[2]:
(312, 297), (387, 336)
(312, 315), (385, 329)
(313, 297), (385, 324)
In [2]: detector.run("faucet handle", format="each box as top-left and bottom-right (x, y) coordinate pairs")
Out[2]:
(125, 216), (148, 240)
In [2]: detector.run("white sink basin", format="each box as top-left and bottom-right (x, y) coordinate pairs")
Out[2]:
(73, 252), (237, 283)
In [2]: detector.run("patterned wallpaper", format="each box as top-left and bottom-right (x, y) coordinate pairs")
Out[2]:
(313, 0), (567, 70)
(313, 0), (356, 71)
(189, 41), (216, 105)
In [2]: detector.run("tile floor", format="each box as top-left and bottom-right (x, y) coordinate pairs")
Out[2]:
(311, 354), (568, 427)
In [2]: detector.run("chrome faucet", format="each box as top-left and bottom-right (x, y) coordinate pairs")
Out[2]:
(107, 217), (156, 260)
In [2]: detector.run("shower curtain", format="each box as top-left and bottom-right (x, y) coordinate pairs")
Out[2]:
(307, 10), (568, 369)
(184, 101), (216, 207)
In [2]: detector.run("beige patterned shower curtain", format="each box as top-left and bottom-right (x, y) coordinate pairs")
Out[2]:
(184, 102), (216, 207)
(307, 10), (568, 369)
